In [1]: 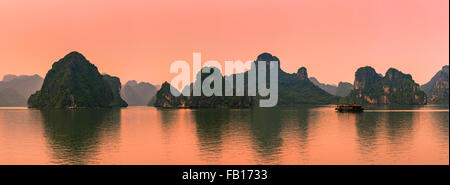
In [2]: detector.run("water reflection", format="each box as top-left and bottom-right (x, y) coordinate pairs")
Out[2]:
(353, 112), (383, 163)
(190, 107), (313, 164)
(158, 109), (180, 133)
(39, 108), (121, 164)
(248, 108), (284, 163)
(277, 107), (311, 164)
(192, 109), (230, 163)
(352, 106), (449, 164)
(0, 105), (447, 164)
(385, 112), (415, 145)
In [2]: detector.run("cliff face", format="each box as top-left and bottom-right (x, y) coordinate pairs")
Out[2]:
(344, 66), (427, 105)
(121, 80), (158, 106)
(153, 53), (337, 108)
(28, 52), (120, 109)
(103, 74), (128, 107)
(354, 66), (382, 91)
(421, 65), (449, 104)
(153, 82), (188, 108)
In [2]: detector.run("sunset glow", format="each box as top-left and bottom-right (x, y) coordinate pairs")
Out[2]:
(0, 0), (448, 86)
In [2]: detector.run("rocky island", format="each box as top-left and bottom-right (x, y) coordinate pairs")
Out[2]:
(153, 53), (338, 108)
(342, 66), (427, 105)
(27, 51), (127, 109)
(421, 65), (449, 104)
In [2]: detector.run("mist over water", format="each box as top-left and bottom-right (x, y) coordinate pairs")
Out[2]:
(0, 105), (448, 165)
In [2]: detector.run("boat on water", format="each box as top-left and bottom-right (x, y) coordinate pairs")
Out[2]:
(335, 104), (364, 112)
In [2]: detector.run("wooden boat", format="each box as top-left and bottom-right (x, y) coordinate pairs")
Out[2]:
(335, 104), (364, 112)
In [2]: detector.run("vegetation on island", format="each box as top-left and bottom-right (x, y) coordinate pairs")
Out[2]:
(28, 51), (127, 109)
(153, 53), (338, 108)
(341, 66), (427, 105)
(421, 65), (449, 105)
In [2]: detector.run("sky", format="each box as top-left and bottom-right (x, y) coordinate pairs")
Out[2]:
(0, 0), (448, 86)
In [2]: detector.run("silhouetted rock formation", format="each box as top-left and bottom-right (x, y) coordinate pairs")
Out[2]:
(297, 67), (308, 81)
(421, 65), (449, 104)
(103, 74), (128, 107)
(343, 66), (427, 105)
(153, 53), (337, 108)
(354, 66), (382, 91)
(153, 82), (188, 108)
(28, 51), (125, 109)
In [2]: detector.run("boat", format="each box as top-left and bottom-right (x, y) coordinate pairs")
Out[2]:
(335, 104), (364, 112)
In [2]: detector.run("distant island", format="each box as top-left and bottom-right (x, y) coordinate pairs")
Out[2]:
(309, 77), (353, 97)
(121, 80), (158, 106)
(27, 51), (127, 109)
(0, 74), (43, 107)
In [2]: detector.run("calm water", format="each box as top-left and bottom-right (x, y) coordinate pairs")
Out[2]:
(0, 105), (448, 165)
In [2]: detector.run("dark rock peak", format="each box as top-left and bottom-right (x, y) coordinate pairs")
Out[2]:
(52, 51), (91, 68)
(256, 52), (279, 62)
(385, 68), (412, 81)
(65, 51), (85, 59)
(355, 66), (380, 77)
(103, 74), (120, 83)
(442, 65), (449, 73)
(254, 52), (280, 71)
(62, 51), (88, 62)
(161, 81), (171, 89)
(297, 67), (308, 80)
(354, 66), (382, 90)
(27, 52), (118, 109)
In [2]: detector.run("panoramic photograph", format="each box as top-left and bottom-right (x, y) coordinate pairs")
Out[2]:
(0, 0), (448, 179)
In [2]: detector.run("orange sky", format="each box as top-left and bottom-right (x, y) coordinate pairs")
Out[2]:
(0, 0), (448, 86)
